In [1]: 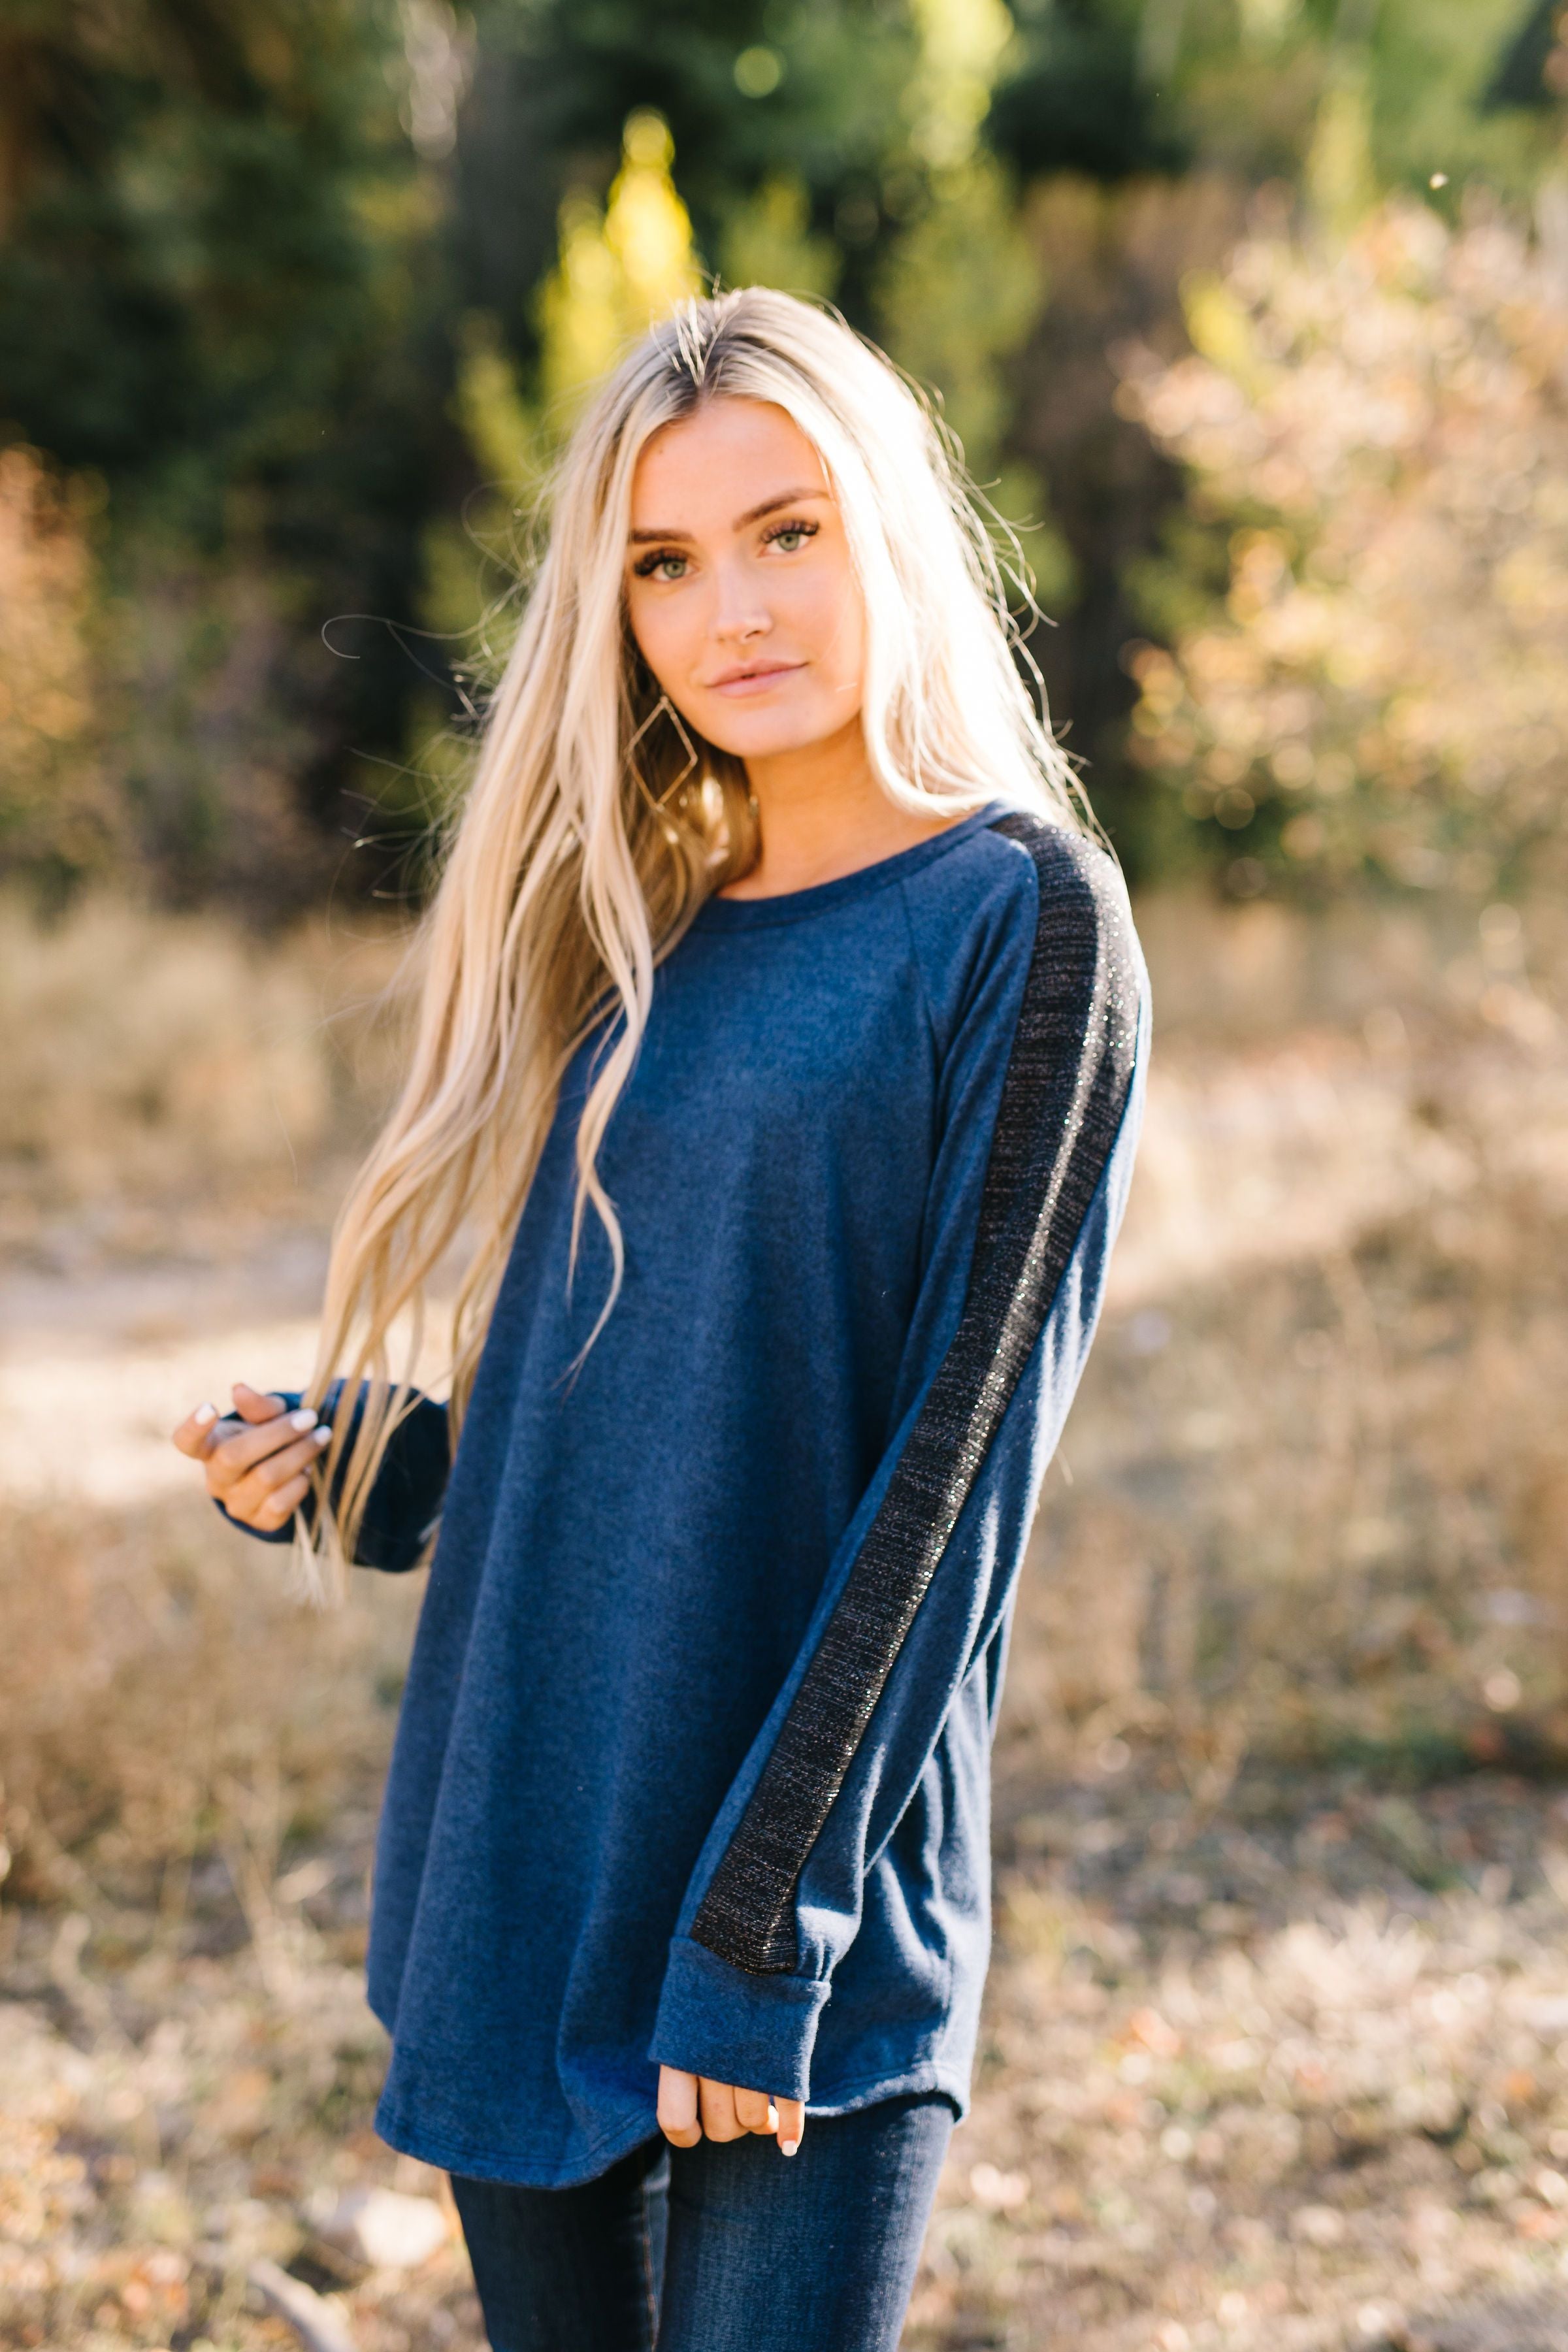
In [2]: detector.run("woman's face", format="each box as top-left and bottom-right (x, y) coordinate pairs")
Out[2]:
(623, 397), (866, 765)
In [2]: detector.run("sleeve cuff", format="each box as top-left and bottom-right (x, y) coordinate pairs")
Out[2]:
(213, 1495), (296, 1544)
(648, 1934), (830, 2104)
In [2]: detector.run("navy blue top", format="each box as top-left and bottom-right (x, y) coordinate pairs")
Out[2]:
(238, 805), (1149, 2187)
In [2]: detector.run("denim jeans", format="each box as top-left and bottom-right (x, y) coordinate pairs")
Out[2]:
(450, 2092), (955, 2352)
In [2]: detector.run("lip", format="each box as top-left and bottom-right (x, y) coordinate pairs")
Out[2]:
(702, 659), (806, 696)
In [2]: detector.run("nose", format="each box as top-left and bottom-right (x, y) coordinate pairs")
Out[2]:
(710, 559), (772, 645)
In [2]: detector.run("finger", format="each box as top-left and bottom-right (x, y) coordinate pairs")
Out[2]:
(211, 1423), (326, 1508)
(206, 1405), (322, 1493)
(698, 2079), (743, 2144)
(775, 2097), (804, 2157)
(230, 1429), (329, 1505)
(657, 2066), (702, 2149)
(733, 2085), (773, 2135)
(221, 1427), (332, 1516)
(171, 1401), (221, 1458)
(251, 1473), (311, 1529)
(231, 1382), (291, 1424)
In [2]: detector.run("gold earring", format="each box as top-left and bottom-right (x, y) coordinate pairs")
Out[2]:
(627, 693), (698, 829)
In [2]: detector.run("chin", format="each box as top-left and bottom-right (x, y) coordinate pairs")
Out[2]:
(696, 705), (840, 763)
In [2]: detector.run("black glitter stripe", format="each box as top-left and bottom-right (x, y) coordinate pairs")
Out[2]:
(690, 815), (1144, 1976)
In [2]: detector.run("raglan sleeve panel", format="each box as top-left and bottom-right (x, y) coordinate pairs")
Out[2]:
(214, 1384), (450, 1575)
(648, 815), (1150, 2102)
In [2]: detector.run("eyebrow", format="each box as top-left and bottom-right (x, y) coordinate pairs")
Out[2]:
(627, 487), (828, 546)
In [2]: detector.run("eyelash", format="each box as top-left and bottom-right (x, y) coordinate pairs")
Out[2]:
(762, 517), (818, 550)
(631, 518), (819, 580)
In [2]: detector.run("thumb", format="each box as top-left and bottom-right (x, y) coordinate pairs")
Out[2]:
(231, 1382), (289, 1424)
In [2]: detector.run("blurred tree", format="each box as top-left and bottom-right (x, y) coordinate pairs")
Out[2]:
(990, 0), (1560, 197)
(0, 446), (114, 900)
(990, 1), (1185, 182)
(1007, 173), (1244, 870)
(0, 0), (455, 911)
(987, 0), (1568, 876)
(1490, 0), (1565, 108)
(1119, 197), (1568, 898)
(537, 109), (702, 415)
(4, 0), (1563, 911)
(872, 0), (1073, 616)
(0, 0), (442, 501)
(719, 176), (841, 302)
(1303, 49), (1379, 240)
(1358, 0), (1563, 197)
(453, 0), (917, 349)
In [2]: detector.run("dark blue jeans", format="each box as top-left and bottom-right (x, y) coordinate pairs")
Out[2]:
(450, 2092), (954, 2351)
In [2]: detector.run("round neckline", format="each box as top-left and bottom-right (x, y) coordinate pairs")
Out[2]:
(693, 802), (1007, 931)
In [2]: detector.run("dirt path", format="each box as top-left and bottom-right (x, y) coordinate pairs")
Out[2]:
(0, 1028), (1503, 1511)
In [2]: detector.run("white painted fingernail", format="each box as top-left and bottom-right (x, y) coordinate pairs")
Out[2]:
(193, 1402), (218, 1426)
(781, 2138), (798, 2158)
(289, 1407), (318, 1430)
(312, 1426), (333, 1446)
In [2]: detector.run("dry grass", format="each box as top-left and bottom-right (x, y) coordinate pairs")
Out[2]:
(0, 892), (412, 1258)
(6, 883), (1568, 2351)
(0, 1496), (417, 1916)
(0, 1492), (467, 2352)
(912, 1802), (1568, 2351)
(1022, 886), (1568, 1784)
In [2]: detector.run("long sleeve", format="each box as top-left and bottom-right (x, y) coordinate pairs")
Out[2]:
(648, 815), (1149, 2100)
(216, 1384), (450, 1574)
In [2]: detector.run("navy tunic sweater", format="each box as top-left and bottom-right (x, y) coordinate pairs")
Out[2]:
(240, 805), (1149, 2188)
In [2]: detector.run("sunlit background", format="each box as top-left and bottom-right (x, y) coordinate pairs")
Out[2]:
(7, 6), (1568, 2349)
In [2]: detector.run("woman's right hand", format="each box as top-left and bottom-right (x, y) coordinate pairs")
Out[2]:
(171, 1380), (333, 1531)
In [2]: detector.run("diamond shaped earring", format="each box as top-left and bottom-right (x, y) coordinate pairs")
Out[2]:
(627, 693), (698, 829)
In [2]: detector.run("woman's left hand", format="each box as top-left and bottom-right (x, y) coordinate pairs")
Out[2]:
(657, 2065), (803, 2157)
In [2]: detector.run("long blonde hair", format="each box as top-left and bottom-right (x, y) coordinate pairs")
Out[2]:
(302, 286), (1083, 1597)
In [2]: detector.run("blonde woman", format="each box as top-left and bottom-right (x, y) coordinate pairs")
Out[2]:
(172, 289), (1149, 2351)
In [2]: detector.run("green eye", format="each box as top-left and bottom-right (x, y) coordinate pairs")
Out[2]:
(763, 519), (818, 555)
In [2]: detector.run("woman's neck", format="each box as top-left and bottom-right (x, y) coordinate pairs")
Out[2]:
(721, 722), (958, 900)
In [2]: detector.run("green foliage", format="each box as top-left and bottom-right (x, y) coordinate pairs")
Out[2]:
(0, 448), (114, 902)
(1303, 60), (1381, 240)
(0, 0), (433, 510)
(0, 0), (453, 913)
(877, 155), (1039, 475)
(875, 0), (1043, 483)
(459, 0), (919, 337)
(1121, 198), (1568, 899)
(719, 177), (840, 301)
(992, 0), (1566, 196)
(991, 0), (1186, 181)
(1, 0), (1562, 910)
(536, 110), (702, 415)
(1360, 0), (1563, 199)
